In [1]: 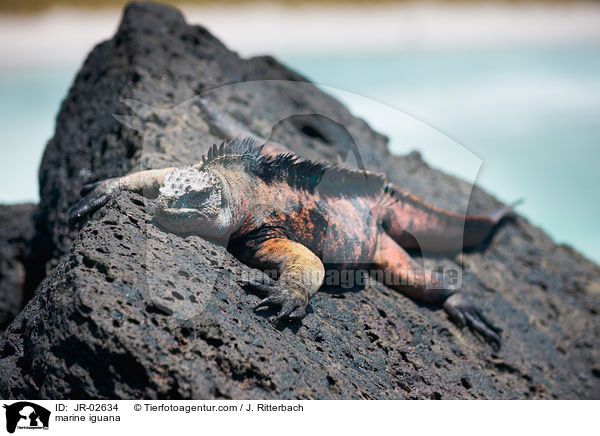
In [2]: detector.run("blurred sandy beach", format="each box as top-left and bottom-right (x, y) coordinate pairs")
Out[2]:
(2, 2), (600, 67)
(1, 1), (599, 263)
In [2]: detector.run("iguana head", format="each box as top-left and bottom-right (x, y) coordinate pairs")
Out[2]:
(155, 166), (233, 238)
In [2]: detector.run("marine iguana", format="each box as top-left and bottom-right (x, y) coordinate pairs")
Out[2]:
(70, 138), (513, 347)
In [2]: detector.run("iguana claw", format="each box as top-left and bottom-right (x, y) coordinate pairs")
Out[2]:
(241, 279), (308, 322)
(68, 178), (120, 226)
(69, 194), (110, 226)
(80, 180), (104, 196)
(443, 292), (502, 349)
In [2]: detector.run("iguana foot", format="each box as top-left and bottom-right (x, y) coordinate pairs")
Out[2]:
(68, 178), (120, 226)
(443, 292), (502, 349)
(241, 279), (308, 323)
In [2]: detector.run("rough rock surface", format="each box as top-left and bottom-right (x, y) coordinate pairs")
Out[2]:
(0, 2), (599, 399)
(0, 205), (51, 331)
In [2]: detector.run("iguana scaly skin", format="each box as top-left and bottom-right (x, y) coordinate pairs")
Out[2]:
(70, 138), (514, 347)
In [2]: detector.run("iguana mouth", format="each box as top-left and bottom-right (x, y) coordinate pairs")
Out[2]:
(155, 201), (204, 219)
(159, 207), (201, 216)
(154, 206), (205, 235)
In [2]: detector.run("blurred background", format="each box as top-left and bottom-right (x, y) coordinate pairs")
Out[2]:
(1, 0), (599, 263)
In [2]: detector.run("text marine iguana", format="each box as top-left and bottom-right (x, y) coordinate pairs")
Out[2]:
(70, 138), (515, 347)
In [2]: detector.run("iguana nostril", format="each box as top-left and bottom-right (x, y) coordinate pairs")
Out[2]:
(159, 195), (177, 207)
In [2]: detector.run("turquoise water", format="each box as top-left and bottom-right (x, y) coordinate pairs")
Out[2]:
(0, 66), (77, 205)
(282, 45), (600, 264)
(0, 45), (599, 264)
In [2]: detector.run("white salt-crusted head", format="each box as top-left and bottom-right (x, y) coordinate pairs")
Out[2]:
(156, 167), (228, 236)
(159, 166), (218, 199)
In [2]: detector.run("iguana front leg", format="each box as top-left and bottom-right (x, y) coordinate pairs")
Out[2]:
(69, 167), (175, 225)
(237, 238), (325, 322)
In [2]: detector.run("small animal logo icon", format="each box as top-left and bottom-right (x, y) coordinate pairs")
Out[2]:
(2, 402), (50, 433)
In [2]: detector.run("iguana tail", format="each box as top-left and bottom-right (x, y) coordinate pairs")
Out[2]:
(380, 185), (521, 253)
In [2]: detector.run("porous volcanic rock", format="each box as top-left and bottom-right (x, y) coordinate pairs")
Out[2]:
(0, 204), (51, 331)
(0, 2), (599, 399)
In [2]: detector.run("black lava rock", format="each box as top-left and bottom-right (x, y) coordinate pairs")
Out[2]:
(0, 2), (598, 399)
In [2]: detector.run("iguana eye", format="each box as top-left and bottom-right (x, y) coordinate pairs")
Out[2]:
(186, 190), (210, 204)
